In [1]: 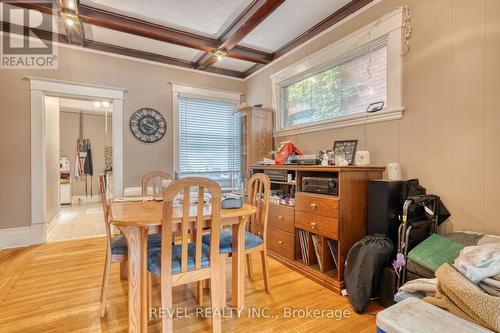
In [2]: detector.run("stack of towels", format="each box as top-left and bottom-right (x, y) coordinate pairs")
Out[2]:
(395, 239), (500, 332)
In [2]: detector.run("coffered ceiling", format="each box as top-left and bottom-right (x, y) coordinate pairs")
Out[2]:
(2, 0), (373, 78)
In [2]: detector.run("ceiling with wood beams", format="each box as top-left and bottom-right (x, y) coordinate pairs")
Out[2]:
(2, 0), (373, 78)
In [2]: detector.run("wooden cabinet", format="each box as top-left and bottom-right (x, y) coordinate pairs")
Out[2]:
(250, 165), (385, 294)
(295, 192), (339, 219)
(238, 107), (273, 186)
(295, 211), (339, 240)
(267, 226), (295, 260)
(268, 203), (295, 233)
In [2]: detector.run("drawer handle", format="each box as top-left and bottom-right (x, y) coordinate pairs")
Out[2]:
(278, 215), (284, 220)
(310, 222), (317, 229)
(277, 240), (283, 245)
(310, 203), (317, 209)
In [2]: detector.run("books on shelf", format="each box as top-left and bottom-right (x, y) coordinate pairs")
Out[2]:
(311, 234), (323, 271)
(298, 230), (306, 264)
(327, 239), (338, 270)
(297, 230), (338, 272)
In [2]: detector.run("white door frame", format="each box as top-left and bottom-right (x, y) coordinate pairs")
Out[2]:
(26, 76), (126, 245)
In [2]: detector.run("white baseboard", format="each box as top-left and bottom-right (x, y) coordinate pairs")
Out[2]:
(0, 223), (46, 250)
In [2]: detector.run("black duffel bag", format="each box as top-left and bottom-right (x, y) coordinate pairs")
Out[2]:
(344, 234), (393, 313)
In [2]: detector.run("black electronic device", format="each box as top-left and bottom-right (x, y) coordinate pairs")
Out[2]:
(367, 180), (402, 249)
(264, 169), (289, 182)
(302, 177), (338, 196)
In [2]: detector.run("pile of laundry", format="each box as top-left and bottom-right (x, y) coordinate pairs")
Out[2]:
(395, 239), (500, 332)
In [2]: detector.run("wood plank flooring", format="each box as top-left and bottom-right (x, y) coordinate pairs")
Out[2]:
(0, 237), (381, 332)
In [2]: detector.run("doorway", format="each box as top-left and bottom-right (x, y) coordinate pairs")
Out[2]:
(46, 96), (114, 242)
(27, 77), (125, 246)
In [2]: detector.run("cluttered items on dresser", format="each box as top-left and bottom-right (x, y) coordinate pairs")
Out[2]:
(259, 139), (367, 167)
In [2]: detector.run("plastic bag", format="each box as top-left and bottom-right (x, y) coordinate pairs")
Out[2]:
(274, 142), (303, 165)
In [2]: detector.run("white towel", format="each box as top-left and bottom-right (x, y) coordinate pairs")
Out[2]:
(454, 243), (500, 284)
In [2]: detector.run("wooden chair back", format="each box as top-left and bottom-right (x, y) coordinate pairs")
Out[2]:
(246, 173), (270, 241)
(141, 171), (173, 195)
(160, 177), (222, 276)
(98, 174), (113, 248)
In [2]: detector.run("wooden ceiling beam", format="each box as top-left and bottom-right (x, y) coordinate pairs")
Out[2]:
(272, 0), (373, 59)
(78, 4), (217, 52)
(77, 4), (272, 65)
(196, 0), (285, 70)
(1, 20), (245, 78)
(242, 63), (265, 78)
(219, 0), (285, 51)
(4, 1), (55, 15)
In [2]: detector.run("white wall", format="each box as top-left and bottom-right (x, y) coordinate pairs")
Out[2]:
(44, 96), (60, 222)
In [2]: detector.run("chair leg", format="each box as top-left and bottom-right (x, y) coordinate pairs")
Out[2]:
(100, 253), (112, 317)
(147, 273), (153, 320)
(246, 253), (254, 280)
(161, 277), (173, 333)
(120, 262), (128, 280)
(261, 250), (270, 294)
(220, 254), (227, 308)
(197, 280), (204, 306)
(209, 263), (223, 333)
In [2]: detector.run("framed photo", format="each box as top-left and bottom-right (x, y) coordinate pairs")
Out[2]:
(333, 140), (358, 166)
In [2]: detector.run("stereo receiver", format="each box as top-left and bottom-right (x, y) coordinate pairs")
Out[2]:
(302, 177), (338, 196)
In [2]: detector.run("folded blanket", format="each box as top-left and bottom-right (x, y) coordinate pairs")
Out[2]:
(454, 243), (500, 283)
(399, 278), (437, 296)
(479, 282), (500, 297)
(394, 290), (425, 303)
(484, 276), (500, 289)
(425, 264), (500, 332)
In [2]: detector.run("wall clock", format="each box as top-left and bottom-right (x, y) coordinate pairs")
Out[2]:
(129, 108), (166, 143)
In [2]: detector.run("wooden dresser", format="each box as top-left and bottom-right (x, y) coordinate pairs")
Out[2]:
(250, 165), (385, 293)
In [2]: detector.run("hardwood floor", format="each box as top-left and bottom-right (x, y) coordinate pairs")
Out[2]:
(0, 237), (381, 333)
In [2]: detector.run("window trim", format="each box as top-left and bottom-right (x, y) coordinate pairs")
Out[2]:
(170, 82), (242, 181)
(271, 7), (405, 137)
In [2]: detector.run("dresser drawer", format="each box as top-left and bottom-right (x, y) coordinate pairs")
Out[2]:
(295, 211), (338, 240)
(267, 226), (294, 260)
(296, 192), (339, 220)
(268, 204), (295, 233)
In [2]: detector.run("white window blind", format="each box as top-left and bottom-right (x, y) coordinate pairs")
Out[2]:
(178, 95), (241, 191)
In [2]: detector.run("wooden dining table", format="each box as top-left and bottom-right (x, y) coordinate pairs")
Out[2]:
(109, 198), (258, 333)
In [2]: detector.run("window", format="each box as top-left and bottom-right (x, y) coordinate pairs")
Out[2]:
(177, 95), (241, 191)
(271, 8), (405, 136)
(283, 42), (387, 127)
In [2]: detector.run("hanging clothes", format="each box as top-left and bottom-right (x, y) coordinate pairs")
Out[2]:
(74, 149), (81, 179)
(84, 140), (94, 197)
(75, 139), (86, 180)
(84, 142), (93, 176)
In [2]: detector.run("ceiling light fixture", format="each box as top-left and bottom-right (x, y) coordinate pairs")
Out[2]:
(66, 18), (74, 27)
(94, 101), (101, 108)
(212, 49), (228, 62)
(102, 101), (110, 107)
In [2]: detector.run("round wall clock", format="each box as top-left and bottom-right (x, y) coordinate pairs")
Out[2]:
(129, 108), (167, 143)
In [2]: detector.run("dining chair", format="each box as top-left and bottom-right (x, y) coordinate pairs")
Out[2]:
(98, 174), (162, 318)
(141, 171), (173, 195)
(147, 178), (224, 333)
(202, 173), (271, 297)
